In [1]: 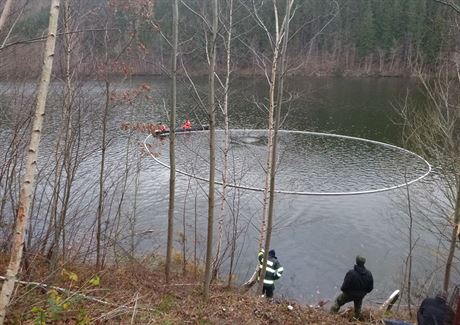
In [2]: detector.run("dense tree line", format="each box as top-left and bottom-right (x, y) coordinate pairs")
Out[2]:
(2, 0), (459, 77)
(147, 0), (459, 75)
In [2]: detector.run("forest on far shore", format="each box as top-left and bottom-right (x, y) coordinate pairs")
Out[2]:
(1, 0), (459, 78)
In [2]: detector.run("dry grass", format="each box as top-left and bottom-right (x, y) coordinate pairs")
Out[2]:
(2, 256), (415, 324)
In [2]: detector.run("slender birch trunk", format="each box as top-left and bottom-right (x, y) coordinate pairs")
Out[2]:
(96, 23), (111, 270)
(165, 0), (178, 285)
(203, 0), (218, 301)
(257, 0), (293, 295)
(244, 0), (283, 290)
(254, 35), (279, 292)
(0, 0), (60, 322)
(214, 0), (234, 280)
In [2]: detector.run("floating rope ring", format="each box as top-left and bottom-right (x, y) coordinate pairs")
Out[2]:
(144, 129), (431, 196)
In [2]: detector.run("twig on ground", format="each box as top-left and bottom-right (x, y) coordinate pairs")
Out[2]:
(131, 292), (139, 325)
(0, 276), (155, 311)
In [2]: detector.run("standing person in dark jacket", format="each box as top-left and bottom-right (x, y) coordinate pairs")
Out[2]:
(417, 291), (454, 325)
(330, 255), (373, 319)
(258, 249), (284, 298)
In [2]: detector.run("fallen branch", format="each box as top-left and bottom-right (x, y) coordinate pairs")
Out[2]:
(242, 267), (259, 291)
(161, 283), (199, 287)
(0, 276), (155, 312)
(131, 292), (139, 325)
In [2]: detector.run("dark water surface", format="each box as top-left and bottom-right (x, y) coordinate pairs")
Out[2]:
(136, 76), (440, 304)
(151, 130), (429, 194)
(1, 76), (444, 305)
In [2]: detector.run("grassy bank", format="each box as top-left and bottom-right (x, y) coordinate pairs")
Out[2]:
(1, 254), (415, 324)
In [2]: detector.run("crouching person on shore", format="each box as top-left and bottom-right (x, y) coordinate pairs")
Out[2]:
(330, 255), (373, 320)
(417, 291), (454, 325)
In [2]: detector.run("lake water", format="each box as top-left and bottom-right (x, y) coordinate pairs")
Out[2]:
(132, 76), (444, 304)
(0, 76), (450, 305)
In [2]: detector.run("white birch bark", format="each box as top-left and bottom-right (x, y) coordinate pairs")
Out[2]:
(203, 0), (218, 301)
(259, 1), (293, 294)
(244, 0), (294, 292)
(0, 0), (61, 322)
(214, 0), (234, 280)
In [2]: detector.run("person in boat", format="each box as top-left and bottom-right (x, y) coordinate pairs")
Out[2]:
(155, 122), (169, 135)
(258, 249), (284, 299)
(182, 118), (192, 130)
(330, 255), (373, 320)
(417, 291), (454, 325)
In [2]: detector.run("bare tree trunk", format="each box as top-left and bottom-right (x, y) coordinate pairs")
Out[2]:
(0, 0), (60, 322)
(95, 22), (113, 270)
(165, 0), (178, 285)
(258, 0), (293, 295)
(404, 171), (414, 316)
(57, 0), (78, 264)
(243, 0), (293, 290)
(227, 189), (241, 287)
(194, 194), (198, 278)
(182, 178), (193, 275)
(203, 0), (218, 301)
(256, 38), (279, 294)
(96, 79), (109, 270)
(444, 180), (460, 291)
(129, 157), (141, 256)
(49, 0), (76, 269)
(260, 3), (281, 249)
(213, 0), (234, 280)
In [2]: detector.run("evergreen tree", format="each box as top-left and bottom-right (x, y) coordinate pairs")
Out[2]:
(357, 0), (376, 55)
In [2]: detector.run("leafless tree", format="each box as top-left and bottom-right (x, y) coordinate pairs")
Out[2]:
(398, 62), (460, 292)
(213, 0), (234, 281)
(44, 0), (84, 270)
(165, 0), (178, 285)
(203, 0), (218, 302)
(257, 0), (293, 295)
(241, 0), (294, 291)
(0, 0), (61, 322)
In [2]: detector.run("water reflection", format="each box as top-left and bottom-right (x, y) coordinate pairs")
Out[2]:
(149, 130), (430, 194)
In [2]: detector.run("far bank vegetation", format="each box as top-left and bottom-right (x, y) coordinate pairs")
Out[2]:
(1, 0), (459, 78)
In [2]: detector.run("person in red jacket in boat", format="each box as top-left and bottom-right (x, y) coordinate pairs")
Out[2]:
(182, 118), (192, 130)
(155, 122), (169, 135)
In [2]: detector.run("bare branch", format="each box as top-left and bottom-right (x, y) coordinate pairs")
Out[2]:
(434, 0), (460, 14)
(1, 28), (120, 51)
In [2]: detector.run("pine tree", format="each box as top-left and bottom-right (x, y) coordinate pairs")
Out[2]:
(357, 0), (376, 56)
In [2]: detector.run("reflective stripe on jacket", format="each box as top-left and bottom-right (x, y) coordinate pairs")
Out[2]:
(258, 250), (283, 286)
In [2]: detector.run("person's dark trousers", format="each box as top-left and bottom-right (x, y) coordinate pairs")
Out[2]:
(263, 285), (274, 298)
(330, 292), (363, 319)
